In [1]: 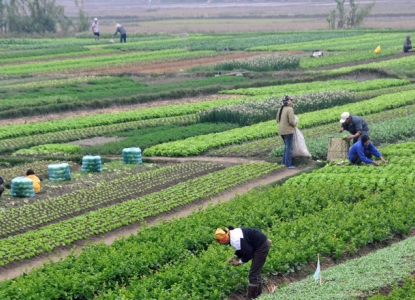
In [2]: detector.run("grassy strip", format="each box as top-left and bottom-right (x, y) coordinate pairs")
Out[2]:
(143, 90), (415, 156)
(261, 232), (415, 299)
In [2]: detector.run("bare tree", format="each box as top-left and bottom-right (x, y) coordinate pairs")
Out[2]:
(74, 0), (89, 32)
(331, 0), (375, 30)
(327, 9), (336, 30)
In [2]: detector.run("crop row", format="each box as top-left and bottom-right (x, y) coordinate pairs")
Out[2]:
(0, 78), (407, 140)
(0, 48), (117, 65)
(100, 31), (362, 52)
(322, 54), (415, 76)
(0, 162), (224, 238)
(0, 76), (248, 114)
(248, 32), (402, 51)
(0, 76), (109, 90)
(0, 160), (77, 184)
(0, 115), (197, 153)
(300, 48), (398, 69)
(262, 233), (415, 299)
(143, 90), (415, 156)
(0, 162), (280, 267)
(199, 91), (357, 126)
(0, 96), (249, 140)
(0, 143), (411, 299)
(220, 78), (410, 96)
(0, 49), (215, 75)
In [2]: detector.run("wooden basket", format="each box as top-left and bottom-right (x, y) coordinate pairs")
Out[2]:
(327, 137), (350, 162)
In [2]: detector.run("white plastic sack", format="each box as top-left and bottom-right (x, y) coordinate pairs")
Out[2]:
(292, 127), (312, 158)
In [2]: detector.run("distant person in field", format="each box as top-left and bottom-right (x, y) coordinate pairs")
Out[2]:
(276, 95), (297, 169)
(348, 134), (387, 166)
(113, 24), (127, 43)
(26, 169), (41, 193)
(0, 177), (4, 197)
(339, 112), (369, 144)
(403, 35), (412, 53)
(92, 18), (100, 40)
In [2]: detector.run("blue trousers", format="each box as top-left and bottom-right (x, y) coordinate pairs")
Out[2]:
(281, 134), (294, 167)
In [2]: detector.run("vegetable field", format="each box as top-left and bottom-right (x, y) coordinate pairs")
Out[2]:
(1, 24), (415, 300)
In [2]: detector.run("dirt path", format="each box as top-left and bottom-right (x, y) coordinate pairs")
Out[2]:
(0, 165), (305, 282)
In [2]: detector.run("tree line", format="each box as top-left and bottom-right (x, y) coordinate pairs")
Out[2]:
(0, 0), (90, 34)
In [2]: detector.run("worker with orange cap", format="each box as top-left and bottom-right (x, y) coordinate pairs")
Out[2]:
(215, 226), (271, 299)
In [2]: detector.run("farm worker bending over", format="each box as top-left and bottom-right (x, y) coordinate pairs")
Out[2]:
(339, 112), (369, 144)
(26, 169), (41, 193)
(92, 18), (100, 40)
(277, 95), (297, 169)
(215, 227), (271, 299)
(348, 135), (387, 166)
(403, 35), (412, 53)
(114, 24), (127, 43)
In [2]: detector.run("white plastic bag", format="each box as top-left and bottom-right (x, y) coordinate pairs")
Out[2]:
(292, 127), (312, 158)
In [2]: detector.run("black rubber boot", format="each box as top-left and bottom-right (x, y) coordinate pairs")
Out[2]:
(258, 282), (262, 296)
(247, 283), (260, 299)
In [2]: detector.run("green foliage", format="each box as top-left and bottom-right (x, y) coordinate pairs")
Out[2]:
(5, 0), (71, 34)
(198, 91), (357, 126)
(215, 55), (300, 72)
(82, 123), (239, 155)
(12, 144), (82, 156)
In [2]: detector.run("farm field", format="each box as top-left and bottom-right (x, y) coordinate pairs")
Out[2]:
(2, 2), (415, 299)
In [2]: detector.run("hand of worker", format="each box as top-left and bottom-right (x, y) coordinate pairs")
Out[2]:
(346, 135), (354, 141)
(380, 157), (388, 164)
(338, 128), (344, 133)
(226, 257), (233, 265)
(232, 260), (242, 267)
(372, 161), (379, 166)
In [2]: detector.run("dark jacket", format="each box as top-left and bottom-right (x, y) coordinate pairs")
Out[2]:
(341, 115), (369, 135)
(230, 228), (267, 263)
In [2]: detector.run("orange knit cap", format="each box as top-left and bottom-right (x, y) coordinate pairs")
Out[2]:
(215, 228), (230, 244)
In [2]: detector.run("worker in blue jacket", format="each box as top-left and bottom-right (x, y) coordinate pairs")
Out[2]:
(348, 135), (387, 166)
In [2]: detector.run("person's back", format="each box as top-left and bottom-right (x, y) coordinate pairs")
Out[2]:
(403, 35), (412, 53)
(276, 105), (296, 135)
(26, 169), (41, 193)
